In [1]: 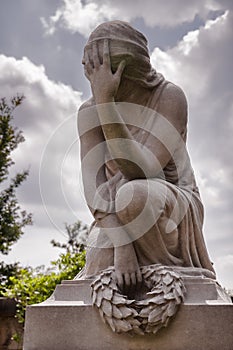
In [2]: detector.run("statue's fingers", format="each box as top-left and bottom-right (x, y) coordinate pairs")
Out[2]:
(84, 66), (90, 80)
(124, 272), (131, 288)
(130, 272), (137, 286)
(103, 39), (111, 67)
(84, 50), (93, 74)
(92, 41), (100, 68)
(116, 272), (124, 291)
(136, 269), (142, 284)
(115, 60), (126, 79)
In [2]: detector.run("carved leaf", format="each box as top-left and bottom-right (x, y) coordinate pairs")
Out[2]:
(99, 308), (104, 320)
(136, 298), (150, 306)
(112, 305), (123, 319)
(152, 324), (163, 334)
(92, 290), (97, 304)
(102, 287), (113, 300)
(143, 268), (154, 279)
(147, 289), (162, 295)
(91, 280), (102, 291)
(163, 292), (175, 300)
(173, 287), (182, 303)
(162, 284), (172, 294)
(112, 294), (128, 305)
(101, 299), (112, 317)
(148, 308), (163, 323)
(139, 305), (152, 317)
(118, 306), (135, 318)
(105, 316), (116, 332)
(101, 275), (112, 285)
(129, 318), (141, 327)
(161, 309), (169, 324)
(167, 301), (177, 317)
(115, 319), (132, 333)
(96, 290), (103, 308)
(148, 295), (165, 305)
(109, 281), (119, 291)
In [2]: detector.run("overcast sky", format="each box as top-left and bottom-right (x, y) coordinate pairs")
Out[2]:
(0, 0), (232, 288)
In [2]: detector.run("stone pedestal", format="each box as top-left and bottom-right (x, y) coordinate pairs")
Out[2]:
(23, 274), (233, 350)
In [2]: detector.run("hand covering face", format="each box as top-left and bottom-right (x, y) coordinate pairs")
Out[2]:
(84, 20), (164, 88)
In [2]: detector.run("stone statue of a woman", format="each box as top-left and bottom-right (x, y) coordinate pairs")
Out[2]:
(77, 20), (215, 293)
(23, 21), (233, 349)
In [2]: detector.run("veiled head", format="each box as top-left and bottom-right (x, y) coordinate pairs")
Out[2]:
(83, 20), (163, 88)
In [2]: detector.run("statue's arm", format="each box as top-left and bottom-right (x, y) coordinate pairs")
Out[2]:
(77, 99), (108, 215)
(95, 86), (187, 180)
(83, 40), (155, 179)
(83, 40), (187, 180)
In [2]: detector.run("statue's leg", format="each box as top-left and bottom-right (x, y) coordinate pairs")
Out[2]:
(115, 179), (183, 266)
(84, 245), (114, 277)
(83, 178), (183, 277)
(83, 212), (132, 277)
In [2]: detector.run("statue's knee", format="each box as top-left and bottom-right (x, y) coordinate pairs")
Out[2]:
(115, 180), (169, 226)
(115, 181), (147, 222)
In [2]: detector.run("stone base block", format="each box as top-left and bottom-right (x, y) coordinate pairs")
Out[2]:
(24, 302), (233, 350)
(23, 276), (233, 350)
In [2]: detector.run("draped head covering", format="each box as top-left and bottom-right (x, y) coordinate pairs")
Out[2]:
(84, 20), (164, 88)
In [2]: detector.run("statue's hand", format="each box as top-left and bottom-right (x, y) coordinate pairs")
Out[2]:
(83, 39), (126, 104)
(114, 243), (142, 294)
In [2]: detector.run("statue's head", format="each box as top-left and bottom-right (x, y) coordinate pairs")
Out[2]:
(83, 20), (161, 88)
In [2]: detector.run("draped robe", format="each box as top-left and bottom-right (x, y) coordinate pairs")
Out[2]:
(78, 79), (215, 279)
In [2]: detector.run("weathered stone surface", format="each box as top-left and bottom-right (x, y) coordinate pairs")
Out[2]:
(24, 303), (233, 350)
(23, 278), (233, 350)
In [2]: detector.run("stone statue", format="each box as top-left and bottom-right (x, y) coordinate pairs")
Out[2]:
(23, 21), (233, 349)
(77, 20), (216, 334)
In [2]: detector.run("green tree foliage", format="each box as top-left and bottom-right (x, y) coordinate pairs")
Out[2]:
(0, 95), (32, 255)
(1, 251), (85, 325)
(51, 221), (88, 254)
(0, 221), (87, 326)
(0, 261), (21, 287)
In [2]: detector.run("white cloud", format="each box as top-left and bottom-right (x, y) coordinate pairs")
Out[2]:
(177, 29), (199, 55)
(151, 11), (233, 283)
(0, 55), (88, 265)
(41, 0), (122, 37)
(41, 0), (230, 38)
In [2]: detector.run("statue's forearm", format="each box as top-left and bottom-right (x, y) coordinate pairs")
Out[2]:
(96, 102), (157, 179)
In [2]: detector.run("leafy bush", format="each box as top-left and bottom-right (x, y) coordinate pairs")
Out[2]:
(0, 261), (21, 288)
(1, 251), (85, 325)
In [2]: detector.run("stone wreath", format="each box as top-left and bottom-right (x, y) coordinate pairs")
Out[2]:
(91, 264), (186, 335)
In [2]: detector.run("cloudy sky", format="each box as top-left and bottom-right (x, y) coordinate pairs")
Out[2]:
(0, 0), (232, 288)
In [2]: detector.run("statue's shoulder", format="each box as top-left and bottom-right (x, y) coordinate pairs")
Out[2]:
(159, 81), (187, 108)
(78, 97), (95, 112)
(77, 97), (96, 131)
(77, 97), (100, 136)
(156, 81), (188, 132)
